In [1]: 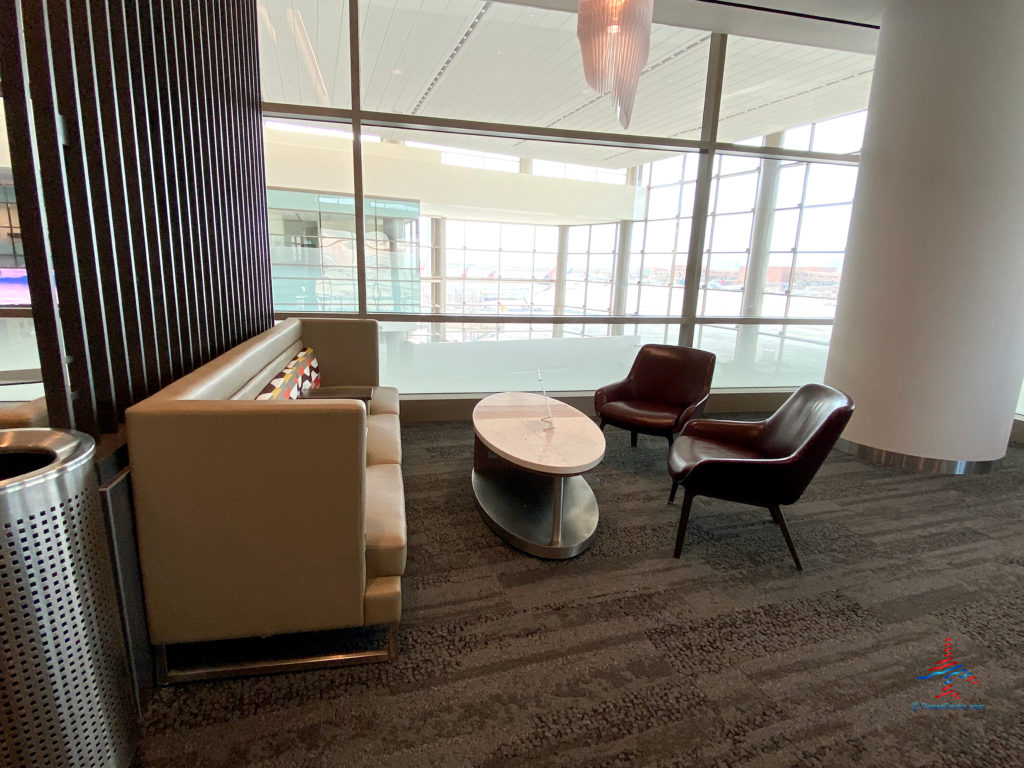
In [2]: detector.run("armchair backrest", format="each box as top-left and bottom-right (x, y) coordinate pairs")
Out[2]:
(628, 344), (716, 408)
(762, 383), (854, 500)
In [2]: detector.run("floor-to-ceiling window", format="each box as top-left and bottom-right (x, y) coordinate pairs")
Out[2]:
(257, 0), (874, 393)
(0, 94), (42, 403)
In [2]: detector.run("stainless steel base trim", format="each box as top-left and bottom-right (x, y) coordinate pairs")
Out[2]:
(157, 622), (399, 684)
(835, 438), (1001, 475)
(472, 467), (599, 559)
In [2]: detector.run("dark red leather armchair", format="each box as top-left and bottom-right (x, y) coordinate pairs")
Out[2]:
(595, 344), (716, 447)
(667, 383), (854, 570)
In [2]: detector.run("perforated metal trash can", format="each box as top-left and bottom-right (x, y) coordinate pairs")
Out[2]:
(0, 429), (136, 768)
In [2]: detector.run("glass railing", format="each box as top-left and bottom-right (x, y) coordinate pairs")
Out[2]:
(375, 319), (829, 394)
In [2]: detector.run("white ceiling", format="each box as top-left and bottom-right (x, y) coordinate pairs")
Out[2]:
(258, 0), (876, 167)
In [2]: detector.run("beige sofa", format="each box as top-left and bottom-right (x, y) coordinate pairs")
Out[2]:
(126, 317), (405, 678)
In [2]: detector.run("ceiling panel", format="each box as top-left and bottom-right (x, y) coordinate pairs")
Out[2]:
(360, 0), (483, 114)
(258, 0), (875, 167)
(259, 0), (351, 107)
(719, 35), (874, 144)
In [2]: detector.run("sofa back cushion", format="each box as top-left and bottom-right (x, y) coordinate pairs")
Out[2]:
(255, 348), (321, 400)
(146, 318), (304, 401)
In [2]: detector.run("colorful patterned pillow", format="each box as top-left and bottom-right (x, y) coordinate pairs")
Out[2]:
(255, 348), (321, 400)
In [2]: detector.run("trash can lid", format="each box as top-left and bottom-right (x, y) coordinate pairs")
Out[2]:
(0, 429), (94, 490)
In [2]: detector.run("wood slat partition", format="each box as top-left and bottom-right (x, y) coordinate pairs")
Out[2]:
(0, 0), (273, 436)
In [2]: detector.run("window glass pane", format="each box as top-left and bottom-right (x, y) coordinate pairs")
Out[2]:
(647, 186), (680, 220)
(644, 220), (677, 253)
(812, 111), (869, 154)
(720, 35), (873, 151)
(770, 209), (799, 252)
(718, 154), (760, 175)
(790, 252), (843, 306)
(710, 213), (753, 252)
(650, 156), (684, 186)
(804, 164), (859, 206)
(1, 89), (39, 399)
(696, 323), (832, 388)
(782, 124), (812, 151)
(641, 253), (672, 286)
(679, 181), (697, 218)
(797, 205), (852, 252)
(714, 173), (758, 214)
(675, 219), (692, 252)
(378, 321), (684, 393)
(259, 0), (351, 109)
(568, 226), (590, 254)
(637, 285), (670, 315)
(776, 165), (806, 208)
(589, 223), (618, 254)
(760, 293), (787, 316)
(1, 98), (28, 308)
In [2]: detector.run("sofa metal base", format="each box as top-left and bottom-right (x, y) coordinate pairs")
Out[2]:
(154, 622), (399, 684)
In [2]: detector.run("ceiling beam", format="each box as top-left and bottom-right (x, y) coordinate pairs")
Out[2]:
(493, 0), (879, 54)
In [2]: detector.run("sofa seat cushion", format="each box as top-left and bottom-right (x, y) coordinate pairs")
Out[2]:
(367, 413), (402, 465)
(255, 347), (320, 400)
(369, 386), (400, 416)
(365, 463), (406, 578)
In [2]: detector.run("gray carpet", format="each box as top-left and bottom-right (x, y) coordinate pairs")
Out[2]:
(139, 420), (1024, 767)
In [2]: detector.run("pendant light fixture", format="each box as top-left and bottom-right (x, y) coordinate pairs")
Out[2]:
(577, 0), (654, 129)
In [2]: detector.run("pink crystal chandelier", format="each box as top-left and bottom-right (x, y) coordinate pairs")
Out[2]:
(577, 0), (654, 129)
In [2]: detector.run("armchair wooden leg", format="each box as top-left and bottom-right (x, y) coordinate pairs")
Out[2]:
(630, 431), (638, 447)
(668, 479), (680, 504)
(769, 505), (781, 524)
(771, 504), (802, 570)
(599, 418), (606, 431)
(667, 433), (675, 447)
(673, 489), (695, 558)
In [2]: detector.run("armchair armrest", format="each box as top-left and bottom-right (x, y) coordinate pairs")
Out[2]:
(680, 417), (766, 448)
(595, 378), (633, 412)
(674, 393), (710, 431)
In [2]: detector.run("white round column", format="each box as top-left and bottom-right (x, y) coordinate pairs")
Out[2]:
(824, 0), (1024, 467)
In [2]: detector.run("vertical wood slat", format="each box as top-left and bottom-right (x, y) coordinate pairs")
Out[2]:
(109, 0), (162, 395)
(123, 0), (176, 384)
(193, 0), (228, 353)
(250, 0), (272, 327)
(48, 0), (119, 433)
(70, 0), (134, 417)
(176, 0), (216, 362)
(238, 2), (261, 338)
(159, 0), (208, 362)
(0, 0), (74, 430)
(19, 0), (99, 435)
(2, 0), (273, 436)
(231, 2), (257, 339)
(90, 0), (150, 405)
(240, 0), (273, 328)
(212, 3), (241, 343)
(138, 0), (190, 373)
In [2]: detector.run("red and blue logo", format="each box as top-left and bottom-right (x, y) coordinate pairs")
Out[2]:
(917, 637), (979, 700)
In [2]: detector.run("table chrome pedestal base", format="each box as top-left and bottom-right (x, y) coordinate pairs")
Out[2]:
(472, 467), (599, 559)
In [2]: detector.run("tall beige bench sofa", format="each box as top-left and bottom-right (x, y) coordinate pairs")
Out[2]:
(126, 317), (405, 681)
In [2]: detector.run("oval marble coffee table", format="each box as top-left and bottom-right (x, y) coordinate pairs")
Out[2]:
(472, 391), (606, 559)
